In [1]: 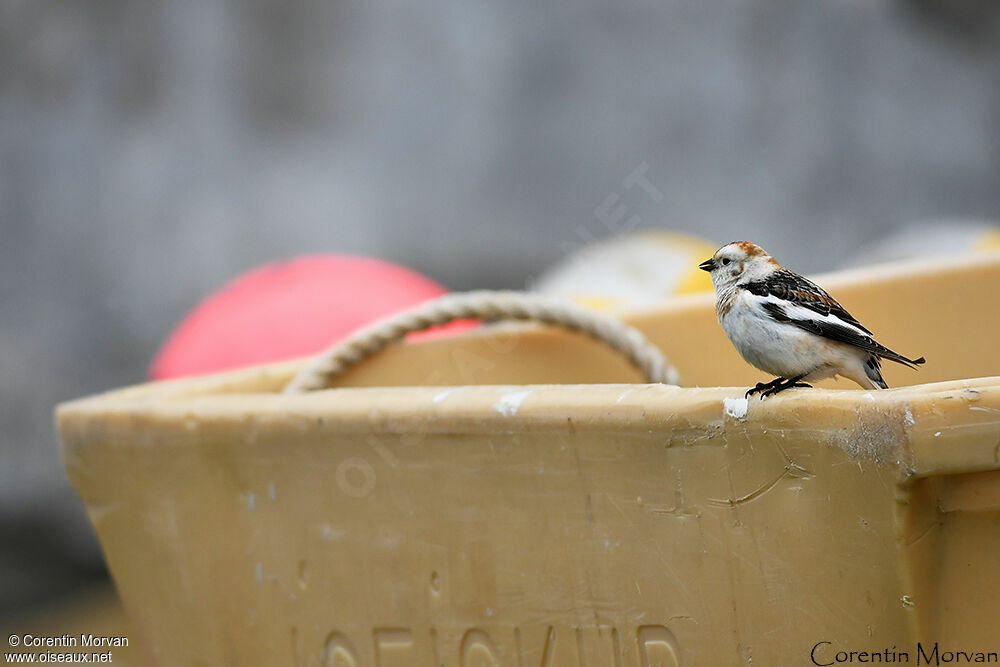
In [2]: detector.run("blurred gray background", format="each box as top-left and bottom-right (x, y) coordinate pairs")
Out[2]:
(2, 0), (999, 619)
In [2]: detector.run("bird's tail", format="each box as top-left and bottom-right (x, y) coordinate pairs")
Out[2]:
(875, 345), (926, 370)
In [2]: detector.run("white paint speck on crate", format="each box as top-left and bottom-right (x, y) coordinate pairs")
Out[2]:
(494, 390), (532, 416)
(432, 387), (463, 404)
(723, 397), (749, 419)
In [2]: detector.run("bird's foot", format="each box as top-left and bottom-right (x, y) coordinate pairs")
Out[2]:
(746, 377), (784, 398)
(758, 376), (811, 399)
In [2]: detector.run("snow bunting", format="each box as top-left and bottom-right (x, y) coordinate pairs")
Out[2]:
(699, 241), (925, 398)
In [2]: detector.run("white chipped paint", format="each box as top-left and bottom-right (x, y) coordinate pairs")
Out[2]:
(494, 390), (532, 417)
(247, 493), (255, 511)
(903, 408), (915, 426)
(863, 393), (875, 402)
(723, 397), (749, 419)
(432, 387), (464, 404)
(934, 431), (942, 437)
(616, 388), (636, 404)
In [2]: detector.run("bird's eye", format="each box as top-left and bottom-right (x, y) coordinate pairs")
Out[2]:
(721, 258), (731, 265)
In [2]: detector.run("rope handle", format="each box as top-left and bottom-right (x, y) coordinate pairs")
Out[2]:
(283, 290), (680, 393)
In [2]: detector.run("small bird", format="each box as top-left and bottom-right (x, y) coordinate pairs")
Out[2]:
(699, 241), (925, 398)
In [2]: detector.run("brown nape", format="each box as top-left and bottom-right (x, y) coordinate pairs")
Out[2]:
(733, 241), (767, 257)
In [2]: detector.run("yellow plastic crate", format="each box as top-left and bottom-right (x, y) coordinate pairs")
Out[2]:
(57, 253), (1000, 665)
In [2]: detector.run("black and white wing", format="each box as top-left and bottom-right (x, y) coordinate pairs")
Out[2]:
(745, 270), (925, 368)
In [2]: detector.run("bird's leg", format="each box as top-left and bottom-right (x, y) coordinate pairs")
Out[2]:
(746, 377), (785, 398)
(784, 373), (812, 391)
(760, 374), (811, 398)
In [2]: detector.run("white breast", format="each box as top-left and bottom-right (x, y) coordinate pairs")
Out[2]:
(718, 290), (836, 378)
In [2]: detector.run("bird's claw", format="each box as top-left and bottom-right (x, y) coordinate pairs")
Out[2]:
(745, 381), (772, 399)
(747, 378), (812, 399)
(760, 385), (782, 399)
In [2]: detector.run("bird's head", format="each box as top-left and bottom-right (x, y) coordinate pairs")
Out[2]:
(699, 241), (779, 289)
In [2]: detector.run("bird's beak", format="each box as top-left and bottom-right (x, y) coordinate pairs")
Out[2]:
(698, 258), (716, 272)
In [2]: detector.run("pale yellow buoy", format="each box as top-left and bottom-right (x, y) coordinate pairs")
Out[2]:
(533, 231), (716, 311)
(844, 220), (1000, 268)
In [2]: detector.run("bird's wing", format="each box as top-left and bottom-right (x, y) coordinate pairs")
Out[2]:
(744, 269), (872, 334)
(758, 298), (925, 369)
